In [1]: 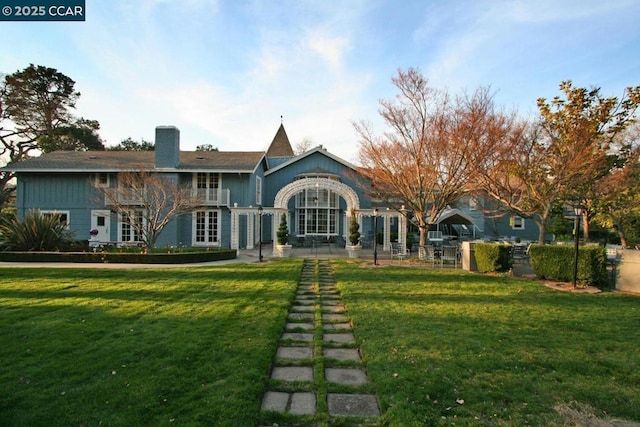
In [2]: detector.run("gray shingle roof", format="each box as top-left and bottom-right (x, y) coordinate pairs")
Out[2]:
(4, 150), (265, 172)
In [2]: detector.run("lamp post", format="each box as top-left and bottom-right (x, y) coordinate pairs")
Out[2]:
(373, 208), (378, 266)
(258, 205), (263, 262)
(572, 205), (583, 288)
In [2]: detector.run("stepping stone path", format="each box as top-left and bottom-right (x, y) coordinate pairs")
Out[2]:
(260, 259), (381, 424)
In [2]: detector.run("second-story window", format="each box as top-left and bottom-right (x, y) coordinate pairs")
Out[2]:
(195, 173), (220, 203)
(256, 176), (262, 206)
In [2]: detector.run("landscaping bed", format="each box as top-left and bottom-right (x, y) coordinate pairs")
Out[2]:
(0, 248), (236, 264)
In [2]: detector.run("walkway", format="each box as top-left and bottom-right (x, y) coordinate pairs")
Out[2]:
(260, 258), (380, 423)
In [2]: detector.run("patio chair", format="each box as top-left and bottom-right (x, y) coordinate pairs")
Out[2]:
(391, 242), (410, 263)
(419, 245), (437, 267)
(512, 243), (529, 263)
(440, 245), (459, 268)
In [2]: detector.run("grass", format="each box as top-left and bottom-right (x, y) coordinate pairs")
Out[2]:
(331, 260), (640, 426)
(1, 259), (639, 426)
(0, 260), (302, 426)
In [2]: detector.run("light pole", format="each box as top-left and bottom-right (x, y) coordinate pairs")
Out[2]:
(373, 208), (378, 266)
(572, 205), (583, 288)
(258, 205), (263, 262)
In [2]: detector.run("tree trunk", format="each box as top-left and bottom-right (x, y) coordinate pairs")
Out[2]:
(418, 225), (428, 246)
(535, 215), (547, 245)
(613, 221), (628, 248)
(582, 211), (590, 241)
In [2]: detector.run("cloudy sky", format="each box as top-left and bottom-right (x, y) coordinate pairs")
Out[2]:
(2, 0), (639, 163)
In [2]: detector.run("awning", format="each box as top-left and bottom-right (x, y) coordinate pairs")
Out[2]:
(430, 208), (475, 225)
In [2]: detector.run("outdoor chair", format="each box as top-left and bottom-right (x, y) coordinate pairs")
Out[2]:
(512, 243), (529, 263)
(440, 245), (459, 268)
(391, 242), (410, 263)
(419, 245), (437, 267)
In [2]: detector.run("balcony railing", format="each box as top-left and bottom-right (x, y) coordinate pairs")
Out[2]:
(194, 188), (230, 206)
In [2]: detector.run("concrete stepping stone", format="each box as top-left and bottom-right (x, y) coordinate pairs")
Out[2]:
(282, 332), (314, 342)
(285, 322), (314, 331)
(323, 314), (349, 322)
(272, 366), (313, 382)
(322, 304), (346, 313)
(277, 346), (313, 359)
(323, 333), (355, 344)
(323, 348), (361, 361)
(288, 312), (313, 321)
(261, 391), (317, 415)
(323, 322), (351, 330)
(325, 368), (368, 385)
(292, 305), (315, 312)
(327, 393), (380, 417)
(294, 298), (315, 304)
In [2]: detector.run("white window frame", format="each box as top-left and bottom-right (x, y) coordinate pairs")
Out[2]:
(118, 210), (145, 243)
(295, 189), (339, 236)
(469, 196), (478, 211)
(510, 215), (525, 230)
(256, 176), (262, 206)
(193, 172), (221, 203)
(95, 173), (110, 188)
(192, 209), (221, 246)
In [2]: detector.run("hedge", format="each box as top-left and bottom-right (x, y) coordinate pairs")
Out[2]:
(528, 244), (607, 287)
(0, 249), (237, 264)
(474, 243), (513, 273)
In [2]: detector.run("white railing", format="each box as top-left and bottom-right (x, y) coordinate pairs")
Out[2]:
(194, 188), (230, 206)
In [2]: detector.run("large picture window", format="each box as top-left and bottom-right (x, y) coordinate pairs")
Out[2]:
(295, 189), (339, 236)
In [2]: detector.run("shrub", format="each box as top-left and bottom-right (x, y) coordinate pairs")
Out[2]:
(475, 243), (513, 273)
(0, 209), (75, 251)
(348, 213), (361, 246)
(529, 244), (608, 287)
(276, 213), (289, 245)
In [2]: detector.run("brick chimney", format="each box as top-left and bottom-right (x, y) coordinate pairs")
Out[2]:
(155, 126), (180, 168)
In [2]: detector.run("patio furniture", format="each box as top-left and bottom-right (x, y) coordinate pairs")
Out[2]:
(512, 243), (529, 263)
(419, 245), (437, 267)
(440, 245), (459, 268)
(391, 242), (410, 263)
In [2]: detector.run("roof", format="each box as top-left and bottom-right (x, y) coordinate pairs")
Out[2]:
(266, 124), (294, 158)
(265, 145), (359, 176)
(3, 150), (266, 173)
(430, 208), (475, 225)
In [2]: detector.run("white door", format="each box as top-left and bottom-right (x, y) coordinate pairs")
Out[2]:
(91, 210), (111, 242)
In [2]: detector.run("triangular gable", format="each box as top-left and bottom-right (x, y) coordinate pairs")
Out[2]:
(265, 145), (359, 176)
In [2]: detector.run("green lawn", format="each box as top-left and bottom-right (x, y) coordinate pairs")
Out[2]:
(1, 259), (639, 426)
(332, 260), (640, 426)
(0, 260), (302, 426)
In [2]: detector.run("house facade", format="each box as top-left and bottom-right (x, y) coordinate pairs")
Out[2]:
(4, 124), (541, 252)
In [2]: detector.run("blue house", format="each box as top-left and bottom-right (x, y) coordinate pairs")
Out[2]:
(4, 124), (541, 252)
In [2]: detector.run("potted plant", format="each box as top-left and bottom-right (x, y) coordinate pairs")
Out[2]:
(274, 213), (292, 257)
(346, 211), (361, 258)
(88, 228), (100, 248)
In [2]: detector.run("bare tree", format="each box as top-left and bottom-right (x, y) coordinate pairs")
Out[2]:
(294, 137), (314, 155)
(94, 170), (203, 250)
(354, 68), (515, 246)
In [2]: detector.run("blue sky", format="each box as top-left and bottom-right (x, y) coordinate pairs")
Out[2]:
(2, 0), (639, 163)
